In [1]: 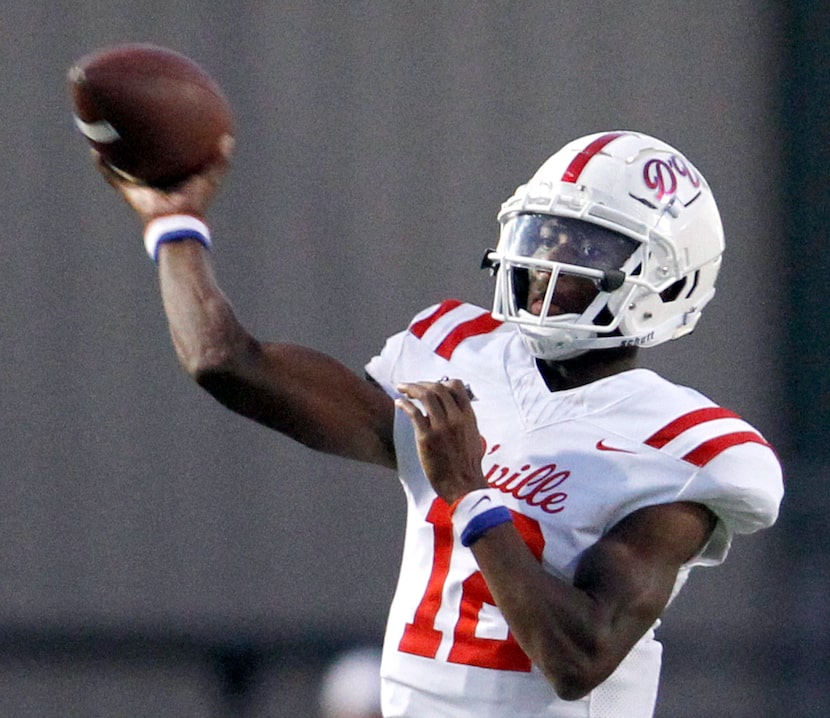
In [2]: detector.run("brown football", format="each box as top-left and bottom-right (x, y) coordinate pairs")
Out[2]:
(68, 43), (234, 187)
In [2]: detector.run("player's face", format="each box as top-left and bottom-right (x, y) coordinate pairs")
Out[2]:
(507, 215), (637, 317)
(527, 266), (597, 317)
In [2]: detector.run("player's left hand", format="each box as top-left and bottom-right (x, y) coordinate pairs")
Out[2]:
(395, 378), (487, 504)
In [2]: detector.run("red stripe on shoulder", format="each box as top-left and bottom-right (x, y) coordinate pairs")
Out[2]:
(683, 432), (771, 467)
(645, 408), (740, 449)
(561, 132), (628, 184)
(436, 312), (503, 360)
(409, 299), (463, 338)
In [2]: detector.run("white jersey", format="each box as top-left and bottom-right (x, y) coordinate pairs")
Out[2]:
(365, 300), (783, 718)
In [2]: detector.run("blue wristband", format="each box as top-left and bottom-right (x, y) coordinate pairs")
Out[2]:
(460, 506), (513, 547)
(144, 214), (212, 262)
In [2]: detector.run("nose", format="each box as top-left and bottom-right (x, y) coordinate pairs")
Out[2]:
(529, 262), (554, 283)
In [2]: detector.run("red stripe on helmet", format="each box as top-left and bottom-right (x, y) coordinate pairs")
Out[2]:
(561, 132), (628, 184)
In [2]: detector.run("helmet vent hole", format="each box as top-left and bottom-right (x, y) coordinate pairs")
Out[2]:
(685, 270), (700, 298)
(629, 193), (658, 210)
(659, 278), (687, 303)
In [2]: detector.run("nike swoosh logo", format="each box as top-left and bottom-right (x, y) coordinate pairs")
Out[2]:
(470, 496), (492, 511)
(596, 439), (636, 454)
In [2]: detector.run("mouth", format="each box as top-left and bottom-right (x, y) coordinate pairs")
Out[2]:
(527, 274), (599, 317)
(529, 297), (564, 316)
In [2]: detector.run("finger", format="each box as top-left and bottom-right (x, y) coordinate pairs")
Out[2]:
(92, 150), (125, 187)
(440, 378), (474, 411)
(408, 379), (471, 418)
(394, 396), (430, 432)
(396, 382), (453, 421)
(218, 132), (235, 161)
(198, 156), (231, 191)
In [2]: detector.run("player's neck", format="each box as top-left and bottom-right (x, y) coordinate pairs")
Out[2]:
(536, 346), (639, 392)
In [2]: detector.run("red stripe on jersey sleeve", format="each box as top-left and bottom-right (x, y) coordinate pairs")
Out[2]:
(436, 312), (503, 360)
(682, 432), (771, 467)
(645, 407), (740, 449)
(561, 132), (628, 183)
(409, 299), (463, 338)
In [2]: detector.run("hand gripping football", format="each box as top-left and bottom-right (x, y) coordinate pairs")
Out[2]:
(68, 43), (234, 187)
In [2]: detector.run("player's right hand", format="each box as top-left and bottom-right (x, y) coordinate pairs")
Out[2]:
(93, 133), (234, 227)
(395, 378), (488, 505)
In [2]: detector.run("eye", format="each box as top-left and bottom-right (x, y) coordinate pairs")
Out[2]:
(579, 243), (602, 261)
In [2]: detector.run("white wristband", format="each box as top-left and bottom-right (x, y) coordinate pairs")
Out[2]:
(450, 488), (513, 547)
(143, 214), (212, 262)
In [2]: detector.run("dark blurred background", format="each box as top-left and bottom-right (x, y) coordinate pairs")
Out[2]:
(0, 1), (826, 716)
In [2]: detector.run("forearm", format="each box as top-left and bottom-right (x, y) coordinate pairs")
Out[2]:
(470, 523), (621, 700)
(157, 239), (254, 378)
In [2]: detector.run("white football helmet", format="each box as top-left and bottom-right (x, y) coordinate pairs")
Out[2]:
(484, 131), (725, 360)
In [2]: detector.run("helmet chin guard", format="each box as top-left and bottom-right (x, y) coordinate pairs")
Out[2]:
(514, 315), (598, 361)
(485, 131), (724, 360)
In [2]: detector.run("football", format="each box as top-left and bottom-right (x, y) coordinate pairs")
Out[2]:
(68, 43), (234, 187)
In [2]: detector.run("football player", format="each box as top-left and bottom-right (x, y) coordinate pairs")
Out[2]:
(94, 130), (783, 717)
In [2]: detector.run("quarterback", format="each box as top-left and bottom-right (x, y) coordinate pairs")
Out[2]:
(92, 130), (783, 717)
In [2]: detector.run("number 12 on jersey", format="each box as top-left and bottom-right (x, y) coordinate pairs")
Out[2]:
(398, 497), (545, 672)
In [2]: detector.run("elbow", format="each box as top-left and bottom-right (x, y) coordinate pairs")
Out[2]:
(178, 344), (231, 383)
(189, 350), (237, 388)
(537, 639), (618, 702)
(549, 665), (604, 702)
(189, 346), (256, 412)
(174, 333), (257, 388)
(553, 675), (598, 702)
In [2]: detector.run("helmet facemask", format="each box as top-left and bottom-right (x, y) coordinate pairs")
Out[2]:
(487, 214), (642, 359)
